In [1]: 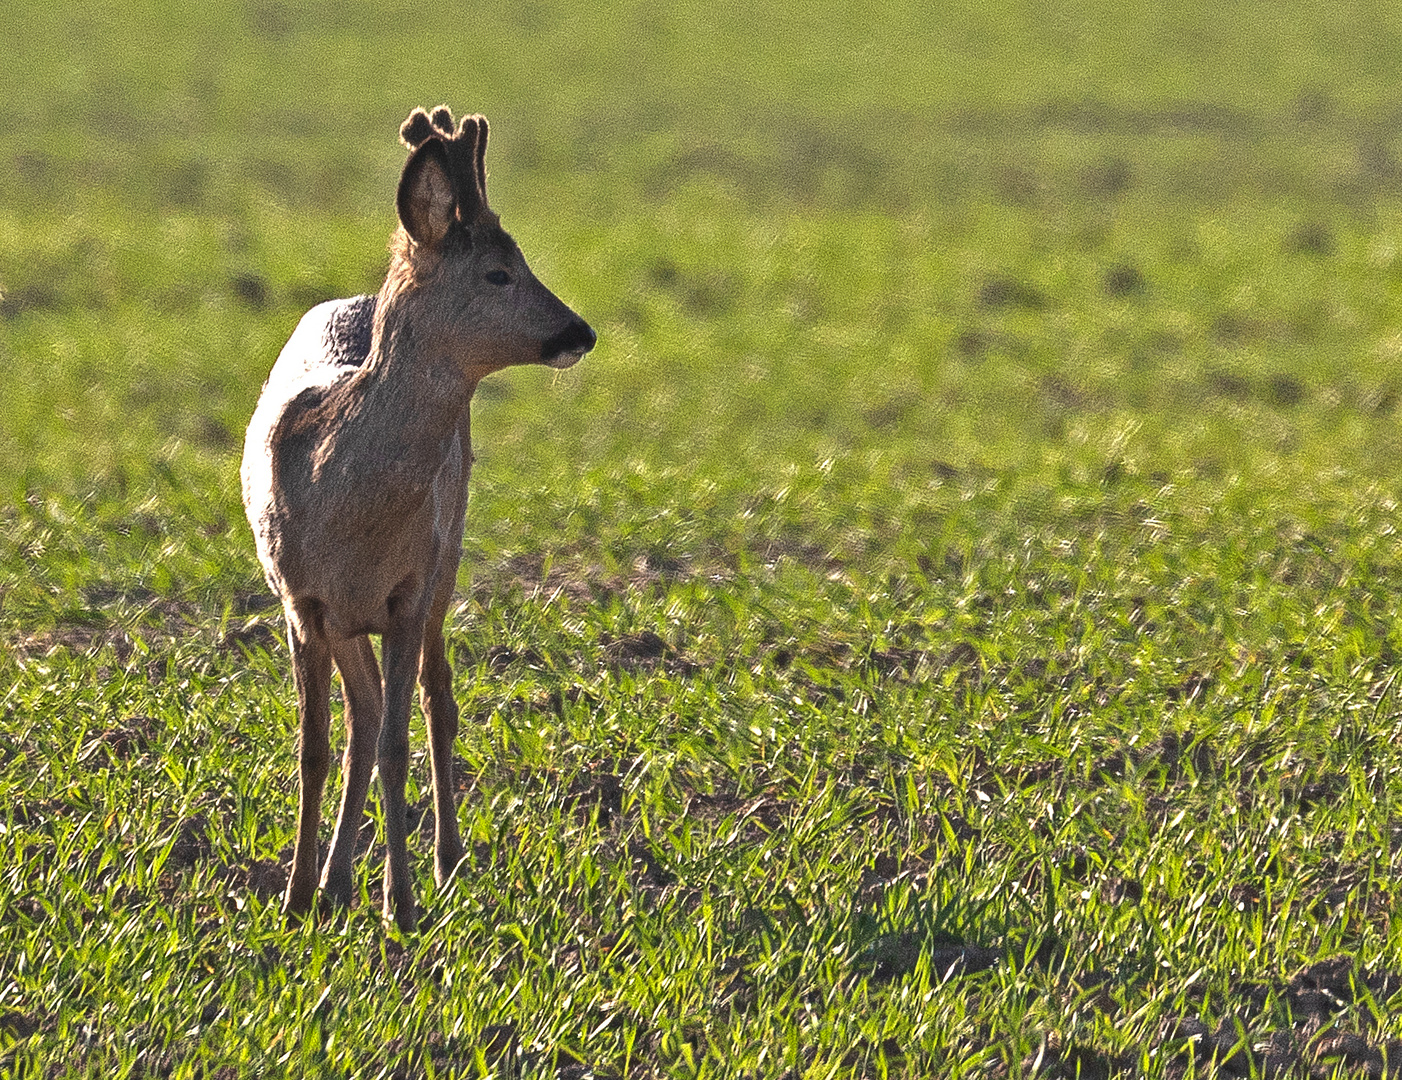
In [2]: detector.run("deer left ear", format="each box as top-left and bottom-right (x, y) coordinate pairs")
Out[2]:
(396, 139), (455, 246)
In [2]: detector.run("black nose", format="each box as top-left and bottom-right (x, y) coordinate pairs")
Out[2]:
(541, 319), (597, 361)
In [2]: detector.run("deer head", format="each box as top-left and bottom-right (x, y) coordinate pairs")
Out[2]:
(387, 105), (595, 374)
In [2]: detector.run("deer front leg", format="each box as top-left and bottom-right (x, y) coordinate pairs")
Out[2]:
(285, 604), (334, 919)
(420, 617), (464, 886)
(379, 596), (430, 931)
(319, 634), (384, 910)
(422, 439), (468, 888)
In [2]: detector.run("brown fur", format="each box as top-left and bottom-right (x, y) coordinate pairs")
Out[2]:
(241, 107), (595, 930)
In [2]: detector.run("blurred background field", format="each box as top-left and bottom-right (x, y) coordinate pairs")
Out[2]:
(6, 0), (1402, 619)
(8, 1), (1402, 1076)
(7, 0), (1402, 491)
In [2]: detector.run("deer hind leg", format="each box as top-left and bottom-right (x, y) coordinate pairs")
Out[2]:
(319, 633), (383, 910)
(420, 596), (465, 887)
(284, 602), (334, 918)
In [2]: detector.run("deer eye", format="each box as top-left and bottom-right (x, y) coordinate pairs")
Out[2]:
(484, 270), (511, 286)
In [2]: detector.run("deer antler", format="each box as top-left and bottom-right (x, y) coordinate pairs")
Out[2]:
(398, 107), (491, 220)
(399, 105), (455, 150)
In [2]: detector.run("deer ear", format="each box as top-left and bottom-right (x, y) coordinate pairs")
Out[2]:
(396, 139), (455, 246)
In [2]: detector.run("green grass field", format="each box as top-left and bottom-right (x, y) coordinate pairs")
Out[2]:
(7, 1), (1402, 1075)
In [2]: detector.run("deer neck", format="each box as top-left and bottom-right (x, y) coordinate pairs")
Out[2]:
(314, 302), (477, 497)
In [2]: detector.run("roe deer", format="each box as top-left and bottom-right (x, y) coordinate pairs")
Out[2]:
(241, 106), (595, 930)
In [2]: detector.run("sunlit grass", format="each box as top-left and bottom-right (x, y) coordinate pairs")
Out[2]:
(7, 0), (1402, 1076)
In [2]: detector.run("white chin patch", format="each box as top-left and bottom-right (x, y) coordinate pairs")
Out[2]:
(545, 349), (585, 370)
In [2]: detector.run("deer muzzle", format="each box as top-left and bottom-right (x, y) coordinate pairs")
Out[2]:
(541, 319), (597, 369)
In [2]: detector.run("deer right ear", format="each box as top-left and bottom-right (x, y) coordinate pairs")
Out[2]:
(396, 140), (455, 247)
